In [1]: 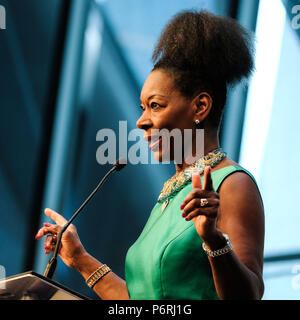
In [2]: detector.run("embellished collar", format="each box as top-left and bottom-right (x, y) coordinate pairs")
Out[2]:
(157, 148), (227, 203)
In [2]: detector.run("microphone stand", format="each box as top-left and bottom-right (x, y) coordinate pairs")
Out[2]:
(43, 163), (122, 279)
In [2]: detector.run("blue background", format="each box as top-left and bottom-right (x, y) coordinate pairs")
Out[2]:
(0, 0), (299, 299)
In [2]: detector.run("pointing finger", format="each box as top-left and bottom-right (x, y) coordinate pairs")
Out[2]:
(44, 208), (67, 226)
(192, 173), (202, 190)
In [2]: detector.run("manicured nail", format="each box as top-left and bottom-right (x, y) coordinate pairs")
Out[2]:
(182, 212), (185, 218)
(180, 204), (184, 210)
(44, 223), (51, 227)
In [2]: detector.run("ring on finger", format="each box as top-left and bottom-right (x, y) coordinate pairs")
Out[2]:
(51, 233), (57, 245)
(200, 198), (209, 207)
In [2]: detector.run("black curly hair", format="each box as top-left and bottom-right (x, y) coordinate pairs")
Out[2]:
(152, 10), (255, 129)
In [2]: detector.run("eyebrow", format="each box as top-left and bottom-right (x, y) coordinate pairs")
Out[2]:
(140, 94), (167, 102)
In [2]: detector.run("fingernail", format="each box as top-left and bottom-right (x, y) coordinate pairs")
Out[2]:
(35, 232), (39, 239)
(44, 223), (51, 227)
(180, 204), (184, 210)
(182, 212), (185, 218)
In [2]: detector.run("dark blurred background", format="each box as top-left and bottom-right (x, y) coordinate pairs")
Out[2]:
(0, 0), (299, 299)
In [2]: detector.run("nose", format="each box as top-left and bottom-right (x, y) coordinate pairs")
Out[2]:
(136, 111), (152, 131)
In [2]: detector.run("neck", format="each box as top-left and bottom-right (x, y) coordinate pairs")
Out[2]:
(175, 129), (220, 173)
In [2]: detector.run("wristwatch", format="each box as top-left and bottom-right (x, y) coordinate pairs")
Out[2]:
(202, 233), (233, 258)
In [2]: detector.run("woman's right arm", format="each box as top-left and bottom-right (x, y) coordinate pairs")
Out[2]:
(72, 252), (129, 300)
(35, 208), (130, 300)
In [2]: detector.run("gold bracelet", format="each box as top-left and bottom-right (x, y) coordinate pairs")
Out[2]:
(86, 264), (111, 288)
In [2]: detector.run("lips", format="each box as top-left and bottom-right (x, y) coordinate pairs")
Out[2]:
(149, 138), (162, 151)
(144, 135), (162, 151)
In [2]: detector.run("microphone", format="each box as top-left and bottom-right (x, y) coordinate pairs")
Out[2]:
(43, 158), (127, 279)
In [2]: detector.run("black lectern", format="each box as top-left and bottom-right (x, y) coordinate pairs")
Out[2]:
(0, 271), (88, 300)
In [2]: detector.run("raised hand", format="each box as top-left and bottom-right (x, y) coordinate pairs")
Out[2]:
(35, 208), (86, 269)
(181, 166), (223, 246)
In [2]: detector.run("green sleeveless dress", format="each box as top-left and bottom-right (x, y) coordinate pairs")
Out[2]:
(125, 165), (257, 300)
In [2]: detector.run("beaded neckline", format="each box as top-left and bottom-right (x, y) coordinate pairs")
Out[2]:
(157, 148), (227, 203)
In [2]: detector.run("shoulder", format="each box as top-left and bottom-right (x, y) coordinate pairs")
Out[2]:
(218, 162), (263, 207)
(216, 162), (265, 279)
(215, 160), (265, 252)
(212, 158), (262, 203)
(213, 157), (260, 199)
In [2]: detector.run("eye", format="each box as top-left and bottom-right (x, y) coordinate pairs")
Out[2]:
(150, 102), (161, 110)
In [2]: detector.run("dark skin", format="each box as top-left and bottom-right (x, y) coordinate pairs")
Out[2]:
(182, 168), (265, 299)
(36, 69), (265, 300)
(138, 69), (265, 299)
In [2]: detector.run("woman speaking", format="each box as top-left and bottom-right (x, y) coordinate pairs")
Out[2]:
(35, 10), (265, 300)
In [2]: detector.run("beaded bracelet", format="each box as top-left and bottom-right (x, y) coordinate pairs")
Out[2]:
(86, 264), (111, 288)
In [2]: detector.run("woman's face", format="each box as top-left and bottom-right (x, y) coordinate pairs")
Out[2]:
(137, 69), (196, 163)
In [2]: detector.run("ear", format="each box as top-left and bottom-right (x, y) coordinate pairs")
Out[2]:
(191, 92), (213, 122)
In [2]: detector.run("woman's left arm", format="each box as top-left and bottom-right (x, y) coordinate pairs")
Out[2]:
(181, 166), (265, 300)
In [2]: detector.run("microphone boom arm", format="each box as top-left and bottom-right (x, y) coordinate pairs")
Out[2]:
(43, 165), (119, 279)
